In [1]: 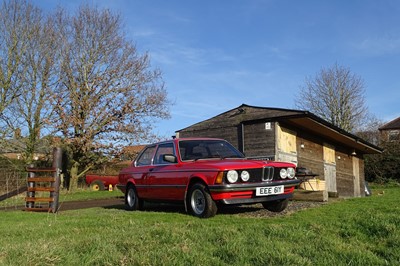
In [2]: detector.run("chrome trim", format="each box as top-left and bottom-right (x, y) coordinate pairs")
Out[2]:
(135, 184), (187, 189)
(220, 193), (292, 205)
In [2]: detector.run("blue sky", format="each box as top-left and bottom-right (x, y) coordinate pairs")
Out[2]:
(35, 0), (400, 138)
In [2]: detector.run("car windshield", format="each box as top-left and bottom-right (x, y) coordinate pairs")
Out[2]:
(178, 139), (244, 161)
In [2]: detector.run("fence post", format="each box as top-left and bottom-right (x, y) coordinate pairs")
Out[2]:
(50, 148), (62, 213)
(26, 164), (35, 209)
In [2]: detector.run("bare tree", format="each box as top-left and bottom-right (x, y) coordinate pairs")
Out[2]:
(0, 0), (34, 134)
(53, 6), (170, 190)
(0, 0), (57, 163)
(6, 5), (58, 163)
(296, 63), (368, 132)
(355, 114), (384, 146)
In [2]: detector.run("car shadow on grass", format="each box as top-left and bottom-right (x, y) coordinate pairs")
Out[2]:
(104, 201), (265, 216)
(104, 200), (326, 218)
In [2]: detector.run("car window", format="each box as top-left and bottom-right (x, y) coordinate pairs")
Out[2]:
(179, 140), (244, 161)
(154, 143), (176, 165)
(136, 146), (156, 166)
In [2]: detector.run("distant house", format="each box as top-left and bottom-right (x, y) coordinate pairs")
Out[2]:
(176, 104), (382, 198)
(119, 145), (147, 161)
(379, 117), (400, 142)
(0, 137), (53, 161)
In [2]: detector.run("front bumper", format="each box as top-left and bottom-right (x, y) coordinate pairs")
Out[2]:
(208, 179), (300, 205)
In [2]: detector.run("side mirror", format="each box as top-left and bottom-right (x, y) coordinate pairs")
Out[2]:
(163, 154), (177, 163)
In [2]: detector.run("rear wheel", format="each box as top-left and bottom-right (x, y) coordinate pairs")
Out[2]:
(90, 180), (104, 191)
(186, 183), (217, 218)
(125, 185), (142, 211)
(262, 199), (289, 212)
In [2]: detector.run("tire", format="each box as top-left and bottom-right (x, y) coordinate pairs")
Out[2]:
(125, 184), (141, 211)
(262, 199), (289, 212)
(90, 180), (105, 191)
(186, 183), (217, 218)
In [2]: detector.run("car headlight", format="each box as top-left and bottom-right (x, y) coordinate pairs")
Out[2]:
(280, 168), (288, 179)
(240, 170), (250, 182)
(227, 170), (238, 183)
(287, 167), (295, 179)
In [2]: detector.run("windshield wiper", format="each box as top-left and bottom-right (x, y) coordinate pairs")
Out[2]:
(221, 155), (242, 159)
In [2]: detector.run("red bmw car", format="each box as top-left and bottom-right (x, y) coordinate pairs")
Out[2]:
(117, 138), (300, 218)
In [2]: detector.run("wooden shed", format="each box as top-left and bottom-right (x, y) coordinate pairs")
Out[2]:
(176, 104), (382, 198)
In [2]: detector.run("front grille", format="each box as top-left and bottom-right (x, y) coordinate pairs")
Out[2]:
(246, 168), (263, 182)
(262, 167), (274, 181)
(224, 167), (276, 183)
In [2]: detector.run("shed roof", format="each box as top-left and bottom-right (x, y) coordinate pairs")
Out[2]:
(177, 104), (382, 154)
(379, 117), (400, 130)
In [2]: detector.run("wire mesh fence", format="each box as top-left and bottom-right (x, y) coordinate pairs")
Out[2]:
(0, 162), (26, 210)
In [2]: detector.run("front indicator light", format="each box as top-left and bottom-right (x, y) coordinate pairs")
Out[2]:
(215, 172), (224, 184)
(227, 170), (238, 183)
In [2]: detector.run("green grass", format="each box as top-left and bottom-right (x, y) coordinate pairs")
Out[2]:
(1, 187), (400, 265)
(58, 188), (123, 201)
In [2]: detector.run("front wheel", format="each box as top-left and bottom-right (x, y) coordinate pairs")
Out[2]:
(262, 199), (289, 212)
(186, 183), (217, 218)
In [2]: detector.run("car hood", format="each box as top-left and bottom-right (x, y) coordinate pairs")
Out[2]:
(183, 159), (295, 170)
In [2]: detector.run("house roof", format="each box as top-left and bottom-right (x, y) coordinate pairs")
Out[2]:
(379, 117), (400, 130)
(122, 145), (147, 154)
(177, 104), (382, 154)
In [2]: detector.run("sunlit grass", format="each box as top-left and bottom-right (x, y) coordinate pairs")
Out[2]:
(1, 187), (399, 265)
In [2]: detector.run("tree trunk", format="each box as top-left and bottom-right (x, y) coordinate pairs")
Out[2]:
(69, 161), (79, 191)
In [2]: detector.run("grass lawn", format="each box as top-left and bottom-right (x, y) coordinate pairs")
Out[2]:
(1, 187), (400, 265)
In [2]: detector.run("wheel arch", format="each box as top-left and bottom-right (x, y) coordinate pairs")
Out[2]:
(125, 178), (136, 188)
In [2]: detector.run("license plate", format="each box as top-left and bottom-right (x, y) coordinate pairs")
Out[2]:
(256, 185), (284, 196)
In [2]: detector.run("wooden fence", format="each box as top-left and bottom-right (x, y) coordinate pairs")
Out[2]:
(0, 148), (62, 213)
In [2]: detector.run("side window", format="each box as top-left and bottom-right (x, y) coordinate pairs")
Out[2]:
(389, 130), (399, 141)
(154, 143), (175, 165)
(136, 146), (156, 166)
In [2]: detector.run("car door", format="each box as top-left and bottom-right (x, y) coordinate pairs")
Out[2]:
(146, 142), (186, 200)
(132, 145), (156, 199)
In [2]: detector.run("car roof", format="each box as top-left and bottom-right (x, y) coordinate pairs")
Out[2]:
(152, 137), (225, 146)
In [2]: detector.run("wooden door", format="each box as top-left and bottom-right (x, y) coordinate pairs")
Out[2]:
(353, 157), (361, 197)
(323, 143), (337, 193)
(275, 123), (298, 165)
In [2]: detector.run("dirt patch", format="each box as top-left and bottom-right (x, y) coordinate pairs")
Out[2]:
(222, 201), (327, 218)
(57, 197), (125, 211)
